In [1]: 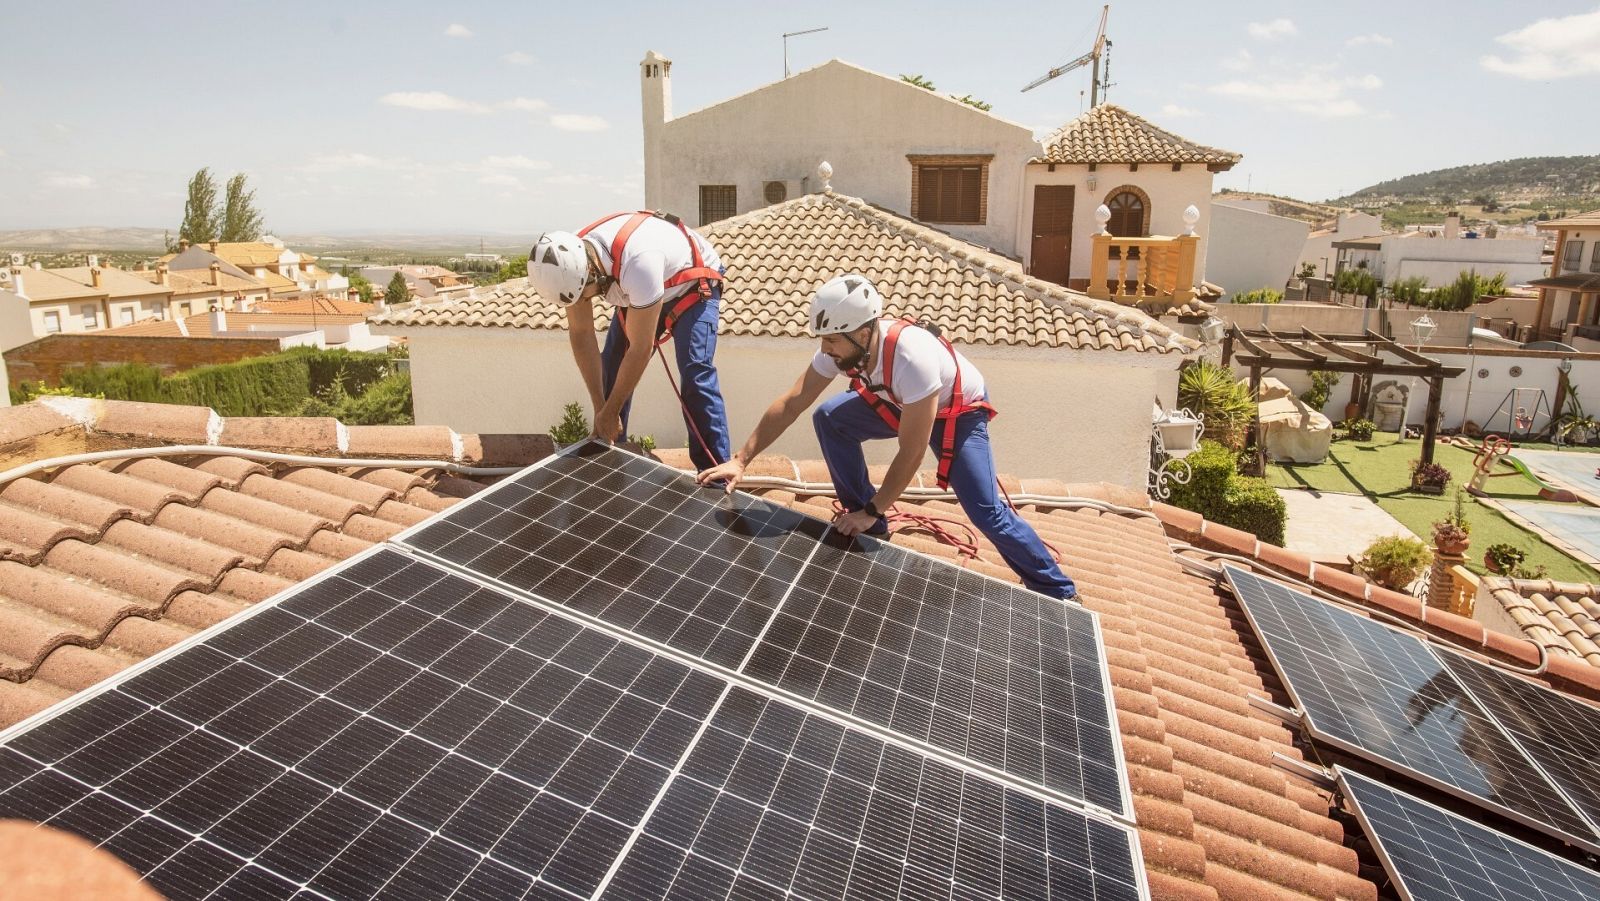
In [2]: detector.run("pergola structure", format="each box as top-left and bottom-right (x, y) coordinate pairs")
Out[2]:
(1222, 325), (1465, 474)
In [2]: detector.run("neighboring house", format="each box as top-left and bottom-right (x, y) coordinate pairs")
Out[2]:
(2, 396), (1599, 901)
(1299, 211), (1385, 278)
(640, 53), (1239, 294)
(256, 296), (377, 317)
(360, 264), (475, 302)
(162, 246), (280, 303)
(163, 236), (349, 297)
(134, 261), (271, 316)
(372, 189), (1199, 486)
(1207, 202), (1310, 298)
(1334, 215), (1547, 286)
(1532, 209), (1600, 347)
(0, 288), (32, 407)
(3, 256), (174, 337)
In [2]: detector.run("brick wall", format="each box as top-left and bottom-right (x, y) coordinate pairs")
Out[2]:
(4, 335), (282, 389)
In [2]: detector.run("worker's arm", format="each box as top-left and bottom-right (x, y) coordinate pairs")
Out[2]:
(592, 301), (663, 442)
(565, 299), (604, 413)
(832, 392), (937, 536)
(696, 366), (832, 492)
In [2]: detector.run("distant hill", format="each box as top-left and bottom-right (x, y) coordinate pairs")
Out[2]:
(0, 226), (169, 251)
(0, 227), (535, 256)
(1336, 155), (1600, 207)
(1213, 191), (1347, 229)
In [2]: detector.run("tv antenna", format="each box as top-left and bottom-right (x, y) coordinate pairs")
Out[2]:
(783, 27), (828, 78)
(1021, 4), (1112, 106)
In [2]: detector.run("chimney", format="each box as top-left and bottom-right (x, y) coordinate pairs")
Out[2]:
(179, 239), (190, 251)
(8, 267), (21, 298)
(87, 254), (99, 268)
(156, 263), (170, 287)
(208, 241), (218, 252)
(640, 50), (673, 211)
(209, 261), (222, 286)
(210, 309), (227, 334)
(1444, 212), (1460, 240)
(91, 267), (103, 288)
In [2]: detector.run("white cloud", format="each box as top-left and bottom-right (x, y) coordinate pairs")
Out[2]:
(45, 174), (95, 189)
(1160, 103), (1200, 118)
(549, 113), (608, 132)
(479, 155), (550, 171)
(1208, 69), (1382, 117)
(499, 97), (549, 112)
(444, 23), (472, 38)
(1220, 48), (1252, 72)
(1482, 8), (1600, 80)
(1346, 33), (1393, 47)
(299, 153), (421, 174)
(478, 173), (522, 188)
(504, 51), (534, 66)
(1247, 18), (1297, 41)
(379, 91), (491, 113)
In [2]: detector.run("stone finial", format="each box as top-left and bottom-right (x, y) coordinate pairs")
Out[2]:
(1183, 204), (1201, 236)
(816, 161), (833, 193)
(1094, 204), (1112, 235)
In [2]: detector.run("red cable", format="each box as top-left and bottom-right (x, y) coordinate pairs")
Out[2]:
(996, 478), (1064, 564)
(653, 345), (723, 467)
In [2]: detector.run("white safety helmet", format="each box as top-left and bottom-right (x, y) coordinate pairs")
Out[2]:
(528, 230), (590, 307)
(809, 274), (882, 336)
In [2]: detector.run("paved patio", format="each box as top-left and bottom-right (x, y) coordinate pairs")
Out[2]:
(1276, 488), (1414, 564)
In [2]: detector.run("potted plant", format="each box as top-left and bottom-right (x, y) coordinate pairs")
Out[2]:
(1342, 418), (1376, 441)
(1484, 543), (1526, 575)
(1357, 535), (1432, 591)
(1431, 491), (1472, 555)
(1554, 384), (1597, 446)
(1410, 460), (1452, 494)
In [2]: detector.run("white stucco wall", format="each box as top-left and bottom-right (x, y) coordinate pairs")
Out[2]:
(1301, 212), (1383, 278)
(1432, 351), (1600, 434)
(649, 60), (1040, 257)
(1378, 236), (1547, 285)
(1208, 203), (1309, 298)
(393, 327), (1173, 488)
(1018, 163), (1217, 285)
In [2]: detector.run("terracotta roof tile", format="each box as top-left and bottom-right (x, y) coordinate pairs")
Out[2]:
(89, 400), (218, 445)
(1486, 578), (1600, 667)
(1037, 104), (1242, 167)
(218, 416), (342, 454)
(371, 192), (1198, 356)
(345, 424), (457, 459)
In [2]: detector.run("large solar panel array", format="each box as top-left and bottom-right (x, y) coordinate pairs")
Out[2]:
(0, 442), (1144, 899)
(1225, 564), (1600, 860)
(1338, 768), (1600, 901)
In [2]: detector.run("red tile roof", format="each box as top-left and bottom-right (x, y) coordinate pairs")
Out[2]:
(4, 400), (1599, 899)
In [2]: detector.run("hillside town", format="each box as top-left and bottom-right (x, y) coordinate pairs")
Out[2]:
(1, 6), (1599, 901)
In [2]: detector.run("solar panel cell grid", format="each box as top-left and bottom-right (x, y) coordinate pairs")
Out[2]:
(1226, 565), (1595, 844)
(0, 552), (726, 899)
(744, 535), (1124, 813)
(1339, 769), (1600, 901)
(601, 687), (1142, 901)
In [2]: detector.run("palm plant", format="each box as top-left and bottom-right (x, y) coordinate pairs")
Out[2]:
(1555, 384), (1598, 445)
(1178, 360), (1255, 450)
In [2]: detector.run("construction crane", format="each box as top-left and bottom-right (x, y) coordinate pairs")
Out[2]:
(1021, 4), (1111, 106)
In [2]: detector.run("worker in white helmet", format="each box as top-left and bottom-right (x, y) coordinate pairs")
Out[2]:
(528, 211), (731, 471)
(697, 274), (1077, 600)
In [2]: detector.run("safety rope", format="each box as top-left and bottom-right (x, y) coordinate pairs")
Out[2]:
(830, 498), (983, 563)
(653, 344), (723, 468)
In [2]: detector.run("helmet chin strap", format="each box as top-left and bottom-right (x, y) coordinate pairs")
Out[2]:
(841, 320), (879, 376)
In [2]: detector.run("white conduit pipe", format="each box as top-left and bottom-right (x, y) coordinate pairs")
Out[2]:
(722, 474), (1163, 522)
(0, 445), (526, 488)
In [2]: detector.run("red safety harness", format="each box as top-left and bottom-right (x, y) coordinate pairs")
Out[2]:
(846, 317), (997, 489)
(577, 210), (723, 347)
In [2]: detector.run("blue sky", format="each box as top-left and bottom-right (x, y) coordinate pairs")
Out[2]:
(2, 1), (1597, 235)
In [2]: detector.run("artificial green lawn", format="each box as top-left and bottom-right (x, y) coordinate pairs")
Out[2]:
(1267, 434), (1596, 582)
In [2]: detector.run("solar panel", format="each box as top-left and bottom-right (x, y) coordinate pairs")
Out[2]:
(402, 442), (827, 669)
(744, 532), (1127, 814)
(1338, 768), (1600, 901)
(0, 549), (727, 899)
(1225, 565), (1598, 850)
(1440, 648), (1600, 839)
(602, 686), (1143, 901)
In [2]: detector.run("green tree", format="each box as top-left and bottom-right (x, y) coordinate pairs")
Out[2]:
(219, 173), (265, 242)
(900, 73), (991, 111)
(900, 73), (936, 90)
(347, 272), (374, 303)
(178, 167), (220, 244)
(385, 272), (412, 305)
(497, 255), (528, 282)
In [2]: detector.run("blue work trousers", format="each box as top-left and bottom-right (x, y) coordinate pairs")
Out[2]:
(601, 289), (732, 472)
(812, 391), (1078, 600)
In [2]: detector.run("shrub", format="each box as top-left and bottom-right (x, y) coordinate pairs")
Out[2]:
(1411, 460), (1452, 489)
(1231, 288), (1283, 305)
(550, 402), (590, 445)
(1178, 361), (1255, 451)
(1342, 418), (1376, 441)
(1299, 370), (1342, 411)
(1333, 268), (1379, 301)
(629, 434), (657, 454)
(1390, 275), (1428, 306)
(1166, 440), (1288, 545)
(1483, 543), (1526, 575)
(1358, 535), (1431, 590)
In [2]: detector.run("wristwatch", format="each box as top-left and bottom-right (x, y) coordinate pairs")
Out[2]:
(862, 500), (881, 519)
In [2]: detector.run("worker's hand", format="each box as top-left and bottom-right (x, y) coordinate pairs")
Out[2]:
(592, 408), (624, 444)
(833, 509), (880, 537)
(696, 458), (746, 493)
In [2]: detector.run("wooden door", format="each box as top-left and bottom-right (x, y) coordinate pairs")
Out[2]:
(1030, 185), (1074, 285)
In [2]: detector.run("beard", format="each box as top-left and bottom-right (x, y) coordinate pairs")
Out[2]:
(829, 346), (868, 372)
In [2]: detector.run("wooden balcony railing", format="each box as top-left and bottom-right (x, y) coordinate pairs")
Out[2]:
(1086, 233), (1200, 308)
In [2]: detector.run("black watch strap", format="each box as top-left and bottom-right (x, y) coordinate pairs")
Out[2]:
(862, 501), (881, 519)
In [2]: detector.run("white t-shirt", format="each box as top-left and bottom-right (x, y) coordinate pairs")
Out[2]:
(583, 215), (723, 310)
(811, 320), (986, 409)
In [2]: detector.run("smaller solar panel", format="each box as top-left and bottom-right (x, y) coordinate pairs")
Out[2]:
(1225, 565), (1596, 848)
(403, 442), (826, 669)
(1339, 768), (1600, 901)
(745, 533), (1126, 815)
(1440, 649), (1600, 840)
(602, 687), (1144, 901)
